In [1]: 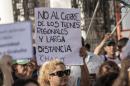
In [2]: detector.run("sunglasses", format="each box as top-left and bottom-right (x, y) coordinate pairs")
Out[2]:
(49, 69), (71, 77)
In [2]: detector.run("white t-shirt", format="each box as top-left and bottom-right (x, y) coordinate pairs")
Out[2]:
(100, 55), (121, 65)
(85, 52), (103, 74)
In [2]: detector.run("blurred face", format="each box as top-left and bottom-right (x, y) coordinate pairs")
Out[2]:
(26, 63), (35, 77)
(101, 65), (108, 75)
(15, 63), (34, 79)
(101, 64), (113, 76)
(15, 64), (30, 79)
(49, 64), (69, 86)
(16, 64), (27, 75)
(104, 45), (116, 56)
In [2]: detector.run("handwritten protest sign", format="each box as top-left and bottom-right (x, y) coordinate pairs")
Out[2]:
(0, 21), (33, 59)
(35, 8), (83, 65)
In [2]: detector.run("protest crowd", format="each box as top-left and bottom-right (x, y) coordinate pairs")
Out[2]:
(0, 1), (130, 86)
(0, 31), (130, 86)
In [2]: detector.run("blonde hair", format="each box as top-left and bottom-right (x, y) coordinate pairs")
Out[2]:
(38, 59), (65, 86)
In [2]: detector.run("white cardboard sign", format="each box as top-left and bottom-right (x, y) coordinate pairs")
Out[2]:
(35, 8), (83, 65)
(0, 21), (33, 59)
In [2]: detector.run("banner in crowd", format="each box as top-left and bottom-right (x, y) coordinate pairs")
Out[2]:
(35, 7), (83, 65)
(0, 21), (33, 59)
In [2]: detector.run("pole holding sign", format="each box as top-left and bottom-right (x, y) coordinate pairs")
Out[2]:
(35, 7), (83, 65)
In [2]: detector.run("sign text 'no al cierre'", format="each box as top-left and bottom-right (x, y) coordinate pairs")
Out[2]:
(35, 8), (83, 65)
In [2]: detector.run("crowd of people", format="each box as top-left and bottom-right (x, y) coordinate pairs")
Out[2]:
(0, 33), (130, 86)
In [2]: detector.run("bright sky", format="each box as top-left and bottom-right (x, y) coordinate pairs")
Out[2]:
(0, 0), (14, 24)
(50, 0), (71, 8)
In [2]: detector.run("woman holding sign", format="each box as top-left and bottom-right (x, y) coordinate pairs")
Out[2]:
(38, 59), (71, 86)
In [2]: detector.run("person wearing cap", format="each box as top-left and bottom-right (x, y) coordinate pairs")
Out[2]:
(12, 59), (34, 81)
(94, 33), (120, 64)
